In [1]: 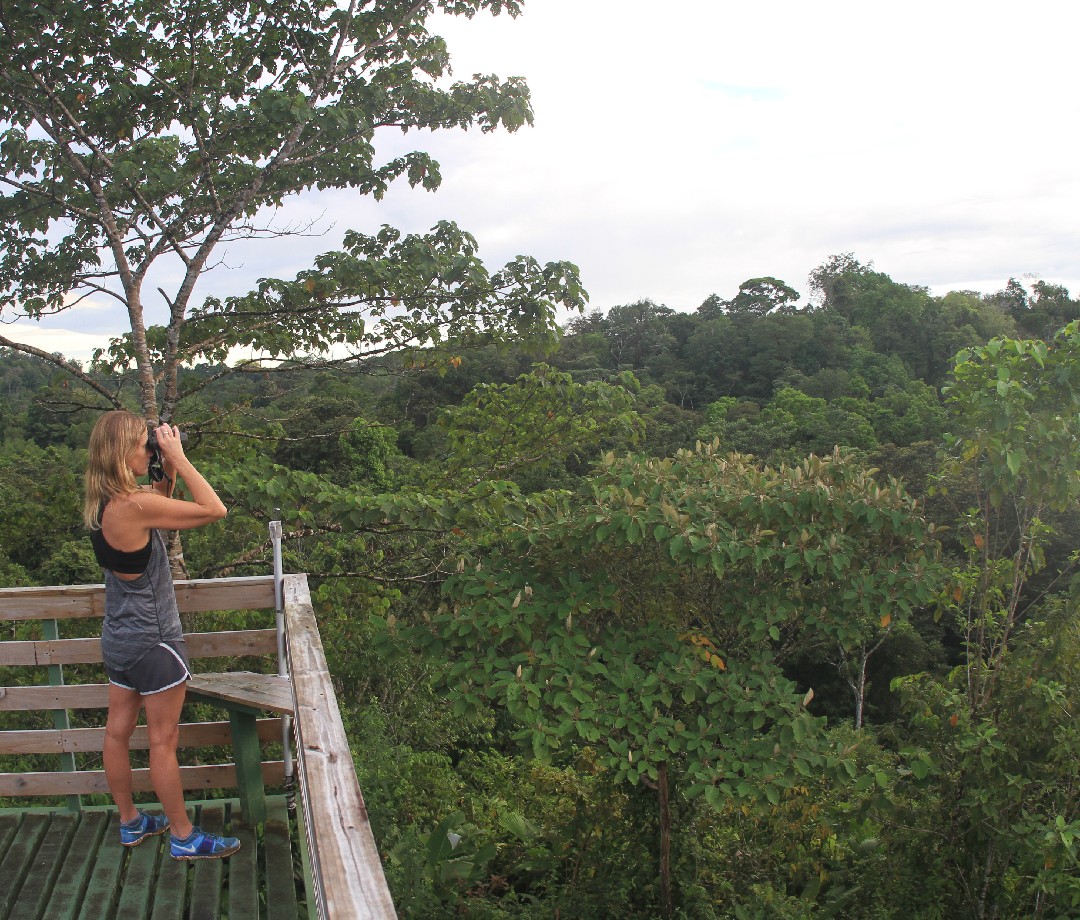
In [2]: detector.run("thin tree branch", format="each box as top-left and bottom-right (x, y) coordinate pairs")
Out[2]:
(0, 333), (121, 407)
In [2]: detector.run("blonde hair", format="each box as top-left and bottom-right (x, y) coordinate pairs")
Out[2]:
(84, 410), (148, 529)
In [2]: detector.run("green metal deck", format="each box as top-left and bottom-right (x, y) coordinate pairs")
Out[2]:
(0, 798), (302, 920)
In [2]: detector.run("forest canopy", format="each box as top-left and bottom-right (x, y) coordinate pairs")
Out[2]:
(1, 1), (1078, 916)
(3, 259), (1079, 918)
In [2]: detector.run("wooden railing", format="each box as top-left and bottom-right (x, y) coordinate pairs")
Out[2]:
(284, 575), (397, 919)
(0, 573), (396, 919)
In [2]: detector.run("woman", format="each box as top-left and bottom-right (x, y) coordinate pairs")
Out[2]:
(85, 410), (237, 860)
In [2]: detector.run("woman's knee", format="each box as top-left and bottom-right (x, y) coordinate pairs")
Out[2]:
(105, 712), (139, 743)
(147, 721), (180, 751)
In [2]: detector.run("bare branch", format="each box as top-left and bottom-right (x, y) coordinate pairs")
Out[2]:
(0, 333), (121, 407)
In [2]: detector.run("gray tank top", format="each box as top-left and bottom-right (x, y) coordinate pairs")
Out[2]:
(100, 530), (183, 671)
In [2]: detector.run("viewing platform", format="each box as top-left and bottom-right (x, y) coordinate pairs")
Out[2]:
(0, 573), (396, 919)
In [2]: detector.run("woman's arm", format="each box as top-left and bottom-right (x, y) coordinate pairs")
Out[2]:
(137, 425), (227, 530)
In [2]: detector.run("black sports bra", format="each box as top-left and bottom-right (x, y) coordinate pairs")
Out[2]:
(89, 501), (153, 574)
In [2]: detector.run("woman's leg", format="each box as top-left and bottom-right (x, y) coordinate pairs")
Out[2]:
(143, 682), (194, 838)
(104, 683), (143, 824)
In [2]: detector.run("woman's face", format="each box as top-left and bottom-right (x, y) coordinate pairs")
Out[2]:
(126, 436), (152, 478)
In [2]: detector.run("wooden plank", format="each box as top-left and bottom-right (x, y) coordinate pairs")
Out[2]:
(174, 576), (275, 614)
(0, 683), (110, 711)
(0, 585), (106, 622)
(265, 796), (299, 920)
(0, 812), (49, 917)
(149, 830), (189, 920)
(77, 813), (126, 920)
(44, 811), (110, 920)
(0, 576), (275, 622)
(0, 629), (277, 666)
(0, 761), (286, 796)
(189, 804), (225, 920)
(113, 813), (162, 920)
(227, 819), (259, 920)
(188, 672), (294, 715)
(0, 811), (20, 862)
(8, 812), (78, 920)
(0, 640), (47, 665)
(285, 574), (397, 919)
(187, 629), (278, 660)
(0, 718), (282, 755)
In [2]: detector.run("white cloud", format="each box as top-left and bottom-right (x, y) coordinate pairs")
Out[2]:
(1, 325), (110, 365)
(4, 0), (1080, 359)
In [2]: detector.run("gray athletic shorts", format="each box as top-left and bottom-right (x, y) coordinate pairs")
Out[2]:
(105, 640), (191, 695)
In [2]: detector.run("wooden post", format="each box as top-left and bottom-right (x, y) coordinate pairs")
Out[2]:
(228, 706), (267, 826)
(42, 618), (80, 812)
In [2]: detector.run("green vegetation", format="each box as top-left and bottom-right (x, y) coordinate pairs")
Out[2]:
(4, 264), (1080, 918)
(1, 1), (1078, 915)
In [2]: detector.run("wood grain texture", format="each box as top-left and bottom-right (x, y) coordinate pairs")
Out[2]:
(0, 683), (110, 711)
(285, 574), (397, 919)
(0, 629), (277, 666)
(0, 575), (275, 622)
(0, 718), (282, 755)
(7, 812), (78, 920)
(188, 672), (294, 715)
(265, 797), (300, 920)
(44, 811), (110, 920)
(0, 761), (285, 796)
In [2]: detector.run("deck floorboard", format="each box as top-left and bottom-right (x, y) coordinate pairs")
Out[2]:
(9, 811), (78, 920)
(264, 798), (299, 920)
(0, 800), (301, 920)
(47, 811), (110, 920)
(228, 821), (260, 920)
(0, 813), (50, 918)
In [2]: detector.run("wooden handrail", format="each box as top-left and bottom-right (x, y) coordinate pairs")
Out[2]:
(0, 719), (282, 755)
(0, 572), (397, 916)
(0, 575), (276, 621)
(0, 762), (286, 796)
(284, 574), (397, 920)
(0, 629), (277, 666)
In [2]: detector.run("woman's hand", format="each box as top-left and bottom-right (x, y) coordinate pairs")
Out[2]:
(139, 424), (228, 528)
(153, 424), (186, 466)
(150, 424), (183, 495)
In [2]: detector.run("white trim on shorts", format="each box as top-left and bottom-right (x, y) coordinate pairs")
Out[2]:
(109, 677), (137, 691)
(140, 642), (192, 696)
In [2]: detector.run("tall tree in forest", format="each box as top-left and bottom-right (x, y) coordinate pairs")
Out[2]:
(881, 322), (1080, 919)
(0, 0), (585, 420)
(726, 276), (800, 317)
(386, 444), (938, 915)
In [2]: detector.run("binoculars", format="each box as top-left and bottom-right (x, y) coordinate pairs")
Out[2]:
(145, 426), (188, 450)
(146, 426), (187, 483)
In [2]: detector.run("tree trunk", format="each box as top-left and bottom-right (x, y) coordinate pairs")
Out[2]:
(658, 761), (673, 920)
(166, 529), (189, 580)
(854, 651), (868, 729)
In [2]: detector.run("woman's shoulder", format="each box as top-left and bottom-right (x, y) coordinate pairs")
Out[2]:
(101, 489), (156, 536)
(106, 486), (161, 509)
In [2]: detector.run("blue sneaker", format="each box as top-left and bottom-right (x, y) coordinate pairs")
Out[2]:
(169, 826), (241, 860)
(120, 810), (170, 847)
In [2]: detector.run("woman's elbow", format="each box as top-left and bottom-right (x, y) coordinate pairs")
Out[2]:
(202, 501), (228, 523)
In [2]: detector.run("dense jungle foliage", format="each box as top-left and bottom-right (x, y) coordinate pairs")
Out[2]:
(1, 0), (1078, 915)
(2, 262), (1080, 919)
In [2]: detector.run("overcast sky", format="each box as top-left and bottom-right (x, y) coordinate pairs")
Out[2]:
(7, 0), (1080, 363)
